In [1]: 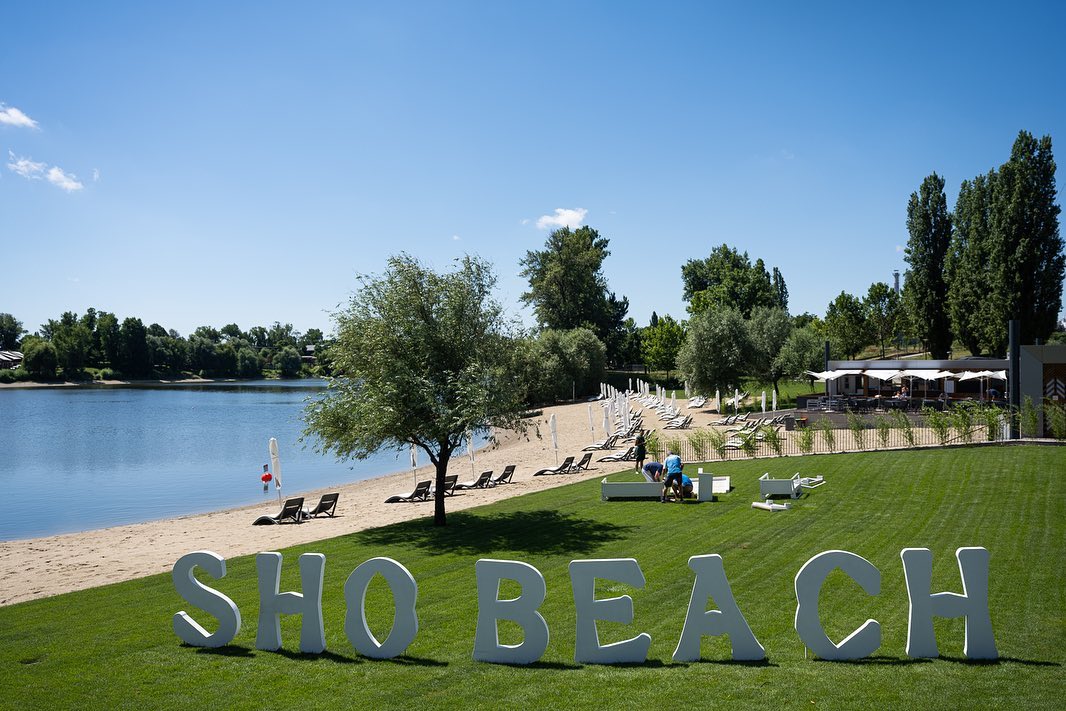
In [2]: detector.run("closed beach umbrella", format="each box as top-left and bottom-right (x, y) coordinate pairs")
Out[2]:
(716, 388), (721, 412)
(761, 391), (766, 414)
(772, 389), (777, 412)
(467, 431), (476, 476)
(549, 414), (558, 464)
(588, 404), (595, 441)
(410, 443), (418, 486)
(269, 437), (283, 504)
(735, 388), (740, 413)
(672, 392), (677, 413)
(603, 407), (612, 438)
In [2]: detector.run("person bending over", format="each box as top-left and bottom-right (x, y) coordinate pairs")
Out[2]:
(661, 450), (684, 503)
(642, 460), (663, 482)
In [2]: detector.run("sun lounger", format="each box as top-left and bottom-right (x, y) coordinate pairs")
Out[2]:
(569, 452), (593, 472)
(455, 470), (493, 490)
(597, 446), (635, 462)
(532, 456), (574, 476)
(583, 434), (619, 451)
(430, 474), (459, 496)
(384, 480), (431, 503)
(252, 497), (306, 525)
(489, 465), (516, 486)
(307, 492), (339, 518)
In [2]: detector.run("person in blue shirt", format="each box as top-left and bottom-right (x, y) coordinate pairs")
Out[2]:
(661, 450), (684, 502)
(642, 460), (664, 482)
(679, 473), (693, 499)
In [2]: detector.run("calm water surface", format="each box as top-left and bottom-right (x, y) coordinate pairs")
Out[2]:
(0, 380), (446, 540)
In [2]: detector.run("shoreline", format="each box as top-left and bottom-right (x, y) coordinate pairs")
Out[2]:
(0, 375), (297, 389)
(0, 399), (633, 607)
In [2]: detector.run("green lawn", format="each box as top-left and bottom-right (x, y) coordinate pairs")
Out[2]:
(2, 446), (1064, 709)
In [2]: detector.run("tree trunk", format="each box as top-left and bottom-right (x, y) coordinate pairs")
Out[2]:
(433, 453), (450, 526)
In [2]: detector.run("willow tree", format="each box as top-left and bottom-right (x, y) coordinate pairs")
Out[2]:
(304, 254), (528, 526)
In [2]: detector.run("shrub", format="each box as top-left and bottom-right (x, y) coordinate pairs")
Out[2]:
(846, 410), (867, 451)
(798, 424), (815, 454)
(875, 414), (892, 448)
(950, 403), (977, 445)
(1046, 400), (1066, 440)
(818, 417), (836, 452)
(0, 369), (14, 384)
(923, 407), (952, 446)
(981, 404), (1003, 441)
(892, 409), (916, 447)
(1020, 396), (1040, 438)
(760, 424), (784, 457)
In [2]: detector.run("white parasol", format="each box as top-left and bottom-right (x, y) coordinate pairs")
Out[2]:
(410, 443), (418, 485)
(716, 388), (721, 413)
(588, 404), (595, 442)
(602, 407), (612, 438)
(268, 437), (283, 504)
(549, 414), (558, 464)
(467, 430), (476, 476)
(761, 391), (766, 414)
(772, 389), (777, 412)
(734, 388), (740, 413)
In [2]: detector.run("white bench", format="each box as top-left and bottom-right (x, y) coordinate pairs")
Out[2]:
(759, 472), (802, 499)
(601, 473), (729, 502)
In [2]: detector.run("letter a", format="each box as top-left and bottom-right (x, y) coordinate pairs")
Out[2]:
(473, 559), (549, 664)
(674, 554), (764, 662)
(901, 547), (997, 660)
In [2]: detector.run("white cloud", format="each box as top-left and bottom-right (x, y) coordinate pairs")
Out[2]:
(92, 168), (100, 182)
(7, 151), (45, 179)
(536, 207), (588, 230)
(452, 234), (461, 241)
(520, 218), (530, 225)
(895, 245), (904, 253)
(0, 103), (38, 129)
(47, 166), (83, 192)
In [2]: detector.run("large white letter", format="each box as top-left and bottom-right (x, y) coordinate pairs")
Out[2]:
(255, 552), (326, 654)
(473, 559), (549, 664)
(794, 550), (881, 660)
(673, 554), (764, 661)
(343, 557), (418, 659)
(901, 547), (997, 659)
(172, 551), (241, 648)
(570, 558), (651, 664)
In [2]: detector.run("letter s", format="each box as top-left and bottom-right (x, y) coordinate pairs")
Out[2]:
(172, 550), (241, 648)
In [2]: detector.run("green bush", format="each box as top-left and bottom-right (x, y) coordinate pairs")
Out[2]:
(798, 424), (815, 454)
(0, 369), (15, 383)
(1019, 396), (1040, 438)
(1046, 400), (1066, 440)
(950, 403), (977, 445)
(875, 414), (892, 448)
(923, 407), (952, 446)
(818, 417), (836, 452)
(760, 424), (784, 457)
(981, 404), (1003, 441)
(892, 409), (916, 447)
(846, 410), (867, 451)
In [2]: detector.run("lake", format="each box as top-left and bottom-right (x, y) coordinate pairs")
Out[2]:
(0, 380), (462, 540)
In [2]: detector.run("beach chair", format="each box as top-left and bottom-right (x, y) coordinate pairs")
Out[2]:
(384, 480), (431, 503)
(307, 492), (339, 518)
(430, 474), (459, 497)
(455, 470), (493, 490)
(597, 446), (635, 462)
(252, 497), (306, 525)
(533, 456), (574, 476)
(489, 465), (516, 486)
(569, 452), (593, 472)
(582, 434), (619, 451)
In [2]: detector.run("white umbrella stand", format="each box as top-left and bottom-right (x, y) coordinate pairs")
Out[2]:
(549, 414), (558, 464)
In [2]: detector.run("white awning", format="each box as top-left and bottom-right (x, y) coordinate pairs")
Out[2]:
(805, 369), (863, 381)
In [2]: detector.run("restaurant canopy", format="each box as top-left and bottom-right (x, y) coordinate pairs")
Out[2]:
(804, 369), (863, 381)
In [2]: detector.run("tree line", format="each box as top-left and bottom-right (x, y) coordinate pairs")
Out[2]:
(0, 309), (325, 382)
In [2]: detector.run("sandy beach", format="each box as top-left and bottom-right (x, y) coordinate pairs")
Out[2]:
(0, 398), (665, 607)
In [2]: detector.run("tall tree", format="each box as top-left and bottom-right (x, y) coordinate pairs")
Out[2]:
(682, 244), (782, 317)
(747, 306), (792, 396)
(0, 313), (26, 350)
(946, 173), (995, 355)
(988, 131), (1063, 351)
(519, 226), (623, 341)
(903, 173), (954, 358)
(772, 267), (789, 312)
(117, 317), (151, 376)
(776, 326), (825, 390)
(640, 315), (685, 375)
(48, 312), (91, 375)
(825, 292), (870, 359)
(676, 306), (749, 393)
(864, 282), (900, 359)
(305, 254), (528, 526)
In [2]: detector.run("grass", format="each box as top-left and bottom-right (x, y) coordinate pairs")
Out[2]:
(2, 446), (1064, 709)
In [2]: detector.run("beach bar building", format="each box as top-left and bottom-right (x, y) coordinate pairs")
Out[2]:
(0, 351), (22, 369)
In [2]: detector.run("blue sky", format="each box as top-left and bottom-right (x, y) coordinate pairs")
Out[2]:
(2, 1), (1064, 337)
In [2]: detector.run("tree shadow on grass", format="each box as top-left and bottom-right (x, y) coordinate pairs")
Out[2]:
(355, 509), (635, 556)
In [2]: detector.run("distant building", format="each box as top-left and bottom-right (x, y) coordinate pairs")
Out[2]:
(0, 350), (23, 369)
(302, 344), (316, 364)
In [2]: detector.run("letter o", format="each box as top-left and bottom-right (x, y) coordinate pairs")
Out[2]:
(343, 557), (418, 659)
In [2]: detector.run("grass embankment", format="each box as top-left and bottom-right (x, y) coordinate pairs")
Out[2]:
(2, 446), (1063, 709)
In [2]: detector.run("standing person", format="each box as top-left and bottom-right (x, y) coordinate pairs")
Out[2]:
(634, 433), (647, 473)
(661, 450), (684, 503)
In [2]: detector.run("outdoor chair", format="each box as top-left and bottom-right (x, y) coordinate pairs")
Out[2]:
(455, 470), (493, 490)
(307, 492), (339, 518)
(597, 446), (635, 462)
(569, 452), (593, 472)
(384, 480), (431, 503)
(489, 465), (516, 486)
(583, 434), (619, 451)
(533, 456), (574, 476)
(430, 474), (459, 497)
(252, 497), (306, 525)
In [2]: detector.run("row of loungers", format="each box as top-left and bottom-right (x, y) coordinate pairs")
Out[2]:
(385, 465), (517, 503)
(252, 493), (339, 525)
